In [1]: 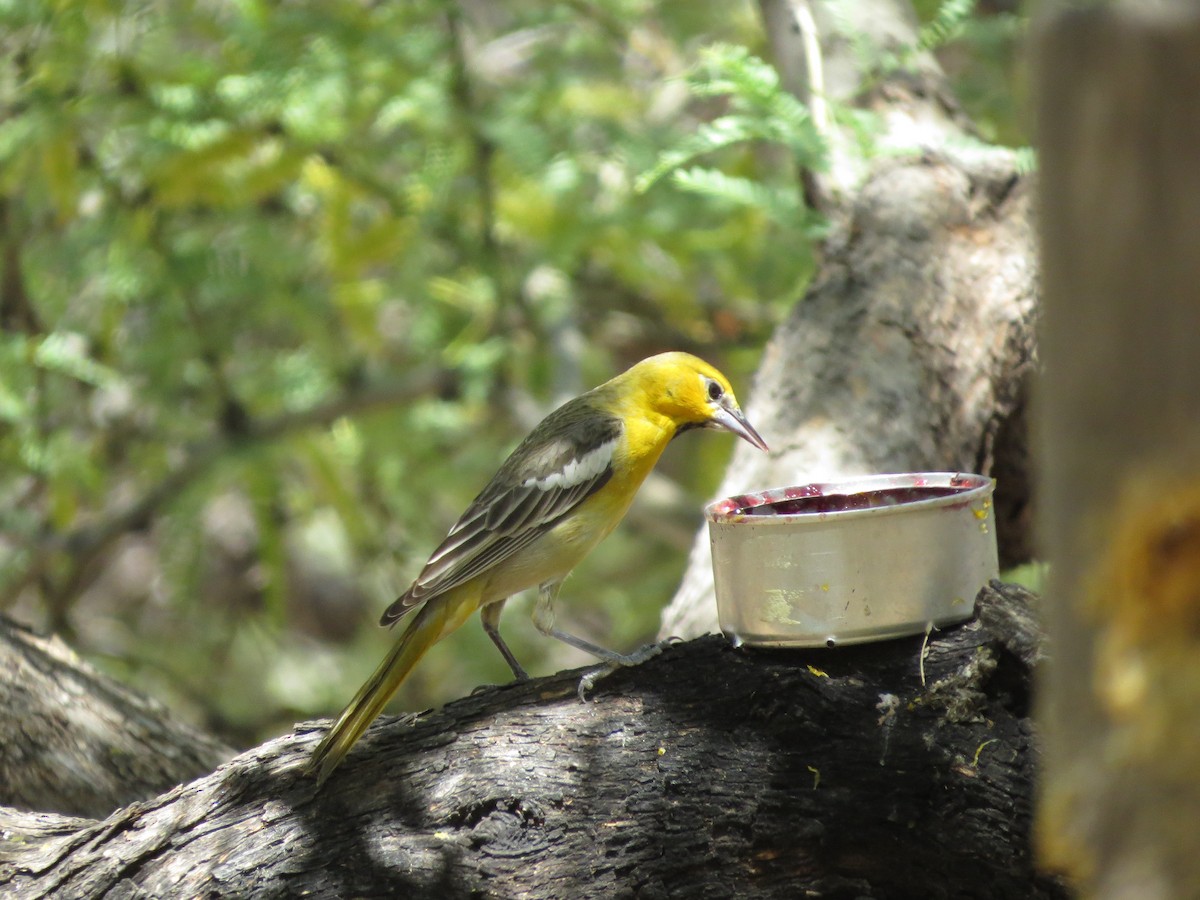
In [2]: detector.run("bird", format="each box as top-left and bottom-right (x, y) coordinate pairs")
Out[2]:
(306, 351), (768, 784)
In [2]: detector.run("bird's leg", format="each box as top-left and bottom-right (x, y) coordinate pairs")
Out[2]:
(480, 599), (529, 681)
(532, 581), (664, 701)
(532, 581), (624, 662)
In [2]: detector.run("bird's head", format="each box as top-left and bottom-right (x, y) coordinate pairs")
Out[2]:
(618, 352), (769, 452)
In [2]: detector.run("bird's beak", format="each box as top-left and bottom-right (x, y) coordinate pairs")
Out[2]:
(709, 403), (769, 452)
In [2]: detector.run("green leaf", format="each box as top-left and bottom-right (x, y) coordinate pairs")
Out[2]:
(669, 167), (803, 227)
(637, 46), (824, 195)
(920, 0), (978, 51)
(34, 332), (120, 388)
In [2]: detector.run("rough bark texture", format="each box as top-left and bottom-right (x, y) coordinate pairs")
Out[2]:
(1035, 6), (1200, 896)
(661, 2), (1037, 640)
(0, 614), (234, 819)
(0, 582), (1062, 899)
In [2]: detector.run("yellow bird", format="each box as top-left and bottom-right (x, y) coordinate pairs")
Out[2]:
(307, 351), (768, 784)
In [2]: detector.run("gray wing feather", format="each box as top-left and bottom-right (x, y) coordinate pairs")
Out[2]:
(380, 402), (621, 625)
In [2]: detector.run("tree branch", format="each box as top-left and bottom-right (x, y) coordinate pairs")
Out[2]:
(0, 582), (1062, 898)
(0, 614), (233, 818)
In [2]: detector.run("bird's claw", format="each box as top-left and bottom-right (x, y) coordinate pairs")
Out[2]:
(471, 670), (531, 696)
(470, 682), (499, 696)
(575, 640), (667, 702)
(577, 663), (616, 702)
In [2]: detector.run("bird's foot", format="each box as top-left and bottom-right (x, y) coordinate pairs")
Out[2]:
(575, 640), (668, 702)
(471, 669), (531, 696)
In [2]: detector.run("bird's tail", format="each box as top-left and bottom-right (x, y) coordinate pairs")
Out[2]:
(306, 588), (476, 785)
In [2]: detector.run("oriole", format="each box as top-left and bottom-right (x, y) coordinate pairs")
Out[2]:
(307, 351), (767, 784)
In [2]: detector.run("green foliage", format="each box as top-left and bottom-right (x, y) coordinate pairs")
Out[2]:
(1003, 560), (1050, 596)
(637, 42), (825, 245)
(637, 44), (825, 198)
(0, 0), (793, 741)
(919, 0), (979, 51)
(670, 167), (806, 230)
(634, 43), (825, 302)
(0, 0), (1029, 744)
(914, 0), (1031, 147)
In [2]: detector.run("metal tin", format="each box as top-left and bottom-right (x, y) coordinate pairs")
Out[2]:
(706, 473), (998, 648)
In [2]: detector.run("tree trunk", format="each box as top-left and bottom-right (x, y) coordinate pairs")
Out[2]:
(0, 583), (1061, 899)
(1035, 6), (1200, 896)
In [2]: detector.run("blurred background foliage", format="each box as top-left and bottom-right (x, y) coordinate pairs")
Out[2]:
(0, 0), (1027, 745)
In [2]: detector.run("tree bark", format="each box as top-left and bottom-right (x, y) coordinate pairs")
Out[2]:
(661, 1), (1037, 640)
(1035, 6), (1200, 896)
(0, 583), (1062, 899)
(0, 615), (233, 819)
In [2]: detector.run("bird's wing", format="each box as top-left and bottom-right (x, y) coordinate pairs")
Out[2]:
(380, 404), (621, 625)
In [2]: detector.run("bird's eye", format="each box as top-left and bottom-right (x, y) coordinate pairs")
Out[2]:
(706, 379), (724, 402)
